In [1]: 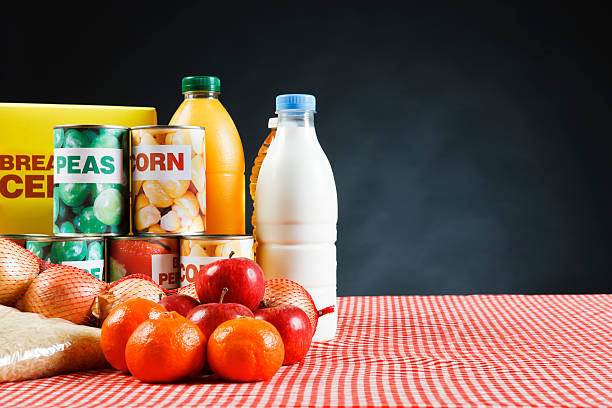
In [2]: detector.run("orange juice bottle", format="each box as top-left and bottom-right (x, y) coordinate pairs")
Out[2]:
(169, 76), (245, 234)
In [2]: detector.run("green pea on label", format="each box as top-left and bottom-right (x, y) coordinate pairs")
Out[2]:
(53, 126), (129, 235)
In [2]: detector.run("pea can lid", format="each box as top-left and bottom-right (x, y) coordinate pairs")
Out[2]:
(53, 124), (129, 130)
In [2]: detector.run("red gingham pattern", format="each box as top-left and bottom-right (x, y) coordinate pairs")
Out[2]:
(1, 295), (611, 407)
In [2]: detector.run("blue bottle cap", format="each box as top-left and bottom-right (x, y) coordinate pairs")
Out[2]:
(276, 94), (316, 112)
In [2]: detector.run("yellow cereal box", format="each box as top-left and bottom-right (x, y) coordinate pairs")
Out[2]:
(0, 103), (157, 234)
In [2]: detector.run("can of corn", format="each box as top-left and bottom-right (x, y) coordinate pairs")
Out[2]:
(130, 125), (206, 235)
(179, 235), (254, 287)
(53, 125), (130, 236)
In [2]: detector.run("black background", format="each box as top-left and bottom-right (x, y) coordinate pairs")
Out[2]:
(2, 2), (611, 295)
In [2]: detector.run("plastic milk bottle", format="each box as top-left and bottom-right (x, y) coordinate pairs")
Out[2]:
(255, 94), (338, 341)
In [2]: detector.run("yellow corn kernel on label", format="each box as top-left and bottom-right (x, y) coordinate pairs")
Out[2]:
(0, 103), (157, 234)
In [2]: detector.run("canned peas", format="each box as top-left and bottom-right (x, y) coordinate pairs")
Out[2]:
(53, 125), (129, 235)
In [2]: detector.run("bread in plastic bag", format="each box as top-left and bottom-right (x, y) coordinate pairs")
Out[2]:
(0, 305), (108, 382)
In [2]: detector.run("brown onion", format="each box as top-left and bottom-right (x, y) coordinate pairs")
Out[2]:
(0, 238), (41, 306)
(91, 274), (166, 322)
(15, 265), (107, 325)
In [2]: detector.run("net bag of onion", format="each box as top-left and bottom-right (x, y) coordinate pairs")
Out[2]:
(14, 262), (166, 326)
(91, 274), (167, 322)
(176, 282), (198, 299)
(16, 265), (107, 325)
(262, 279), (335, 337)
(0, 238), (40, 306)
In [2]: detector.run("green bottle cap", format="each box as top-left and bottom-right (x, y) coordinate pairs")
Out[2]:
(181, 76), (221, 93)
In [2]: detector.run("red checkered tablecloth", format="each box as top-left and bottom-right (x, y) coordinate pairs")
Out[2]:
(1, 295), (611, 407)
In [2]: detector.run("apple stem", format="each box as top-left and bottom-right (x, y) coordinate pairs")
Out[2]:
(260, 300), (268, 308)
(219, 287), (229, 304)
(229, 251), (235, 258)
(318, 305), (335, 317)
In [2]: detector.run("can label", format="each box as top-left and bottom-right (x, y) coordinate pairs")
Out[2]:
(25, 238), (105, 280)
(108, 238), (180, 289)
(131, 145), (192, 181)
(180, 256), (224, 287)
(53, 126), (129, 235)
(151, 254), (181, 289)
(62, 259), (105, 280)
(54, 148), (124, 184)
(131, 127), (206, 234)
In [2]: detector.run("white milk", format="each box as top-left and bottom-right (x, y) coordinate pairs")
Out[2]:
(255, 94), (338, 341)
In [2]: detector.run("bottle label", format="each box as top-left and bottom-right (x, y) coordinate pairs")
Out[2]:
(151, 253), (181, 289)
(131, 145), (192, 181)
(180, 256), (224, 287)
(54, 148), (123, 184)
(62, 259), (105, 281)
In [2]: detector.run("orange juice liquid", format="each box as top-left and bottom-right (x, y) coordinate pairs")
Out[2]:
(170, 93), (245, 234)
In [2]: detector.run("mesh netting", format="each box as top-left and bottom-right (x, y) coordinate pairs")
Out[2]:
(176, 283), (199, 301)
(15, 265), (107, 325)
(38, 259), (55, 272)
(2, 238), (172, 326)
(0, 238), (44, 306)
(262, 279), (334, 336)
(91, 274), (167, 322)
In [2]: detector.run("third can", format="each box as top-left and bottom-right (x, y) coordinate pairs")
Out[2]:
(130, 125), (206, 235)
(53, 125), (130, 235)
(108, 236), (180, 290)
(180, 235), (254, 287)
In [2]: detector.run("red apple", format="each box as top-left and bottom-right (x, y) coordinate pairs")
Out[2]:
(159, 294), (199, 317)
(187, 288), (254, 340)
(195, 256), (265, 311)
(254, 304), (313, 365)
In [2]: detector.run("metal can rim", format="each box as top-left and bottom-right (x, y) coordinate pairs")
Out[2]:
(180, 234), (254, 240)
(130, 125), (205, 131)
(53, 124), (130, 130)
(0, 234), (48, 239)
(54, 233), (123, 238)
(109, 235), (179, 241)
(24, 235), (105, 242)
(134, 232), (206, 237)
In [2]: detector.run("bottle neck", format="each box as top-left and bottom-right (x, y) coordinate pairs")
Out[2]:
(183, 91), (219, 100)
(277, 111), (315, 128)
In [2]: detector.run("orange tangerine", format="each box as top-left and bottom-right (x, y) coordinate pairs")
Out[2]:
(125, 311), (206, 383)
(100, 298), (166, 371)
(207, 317), (284, 382)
